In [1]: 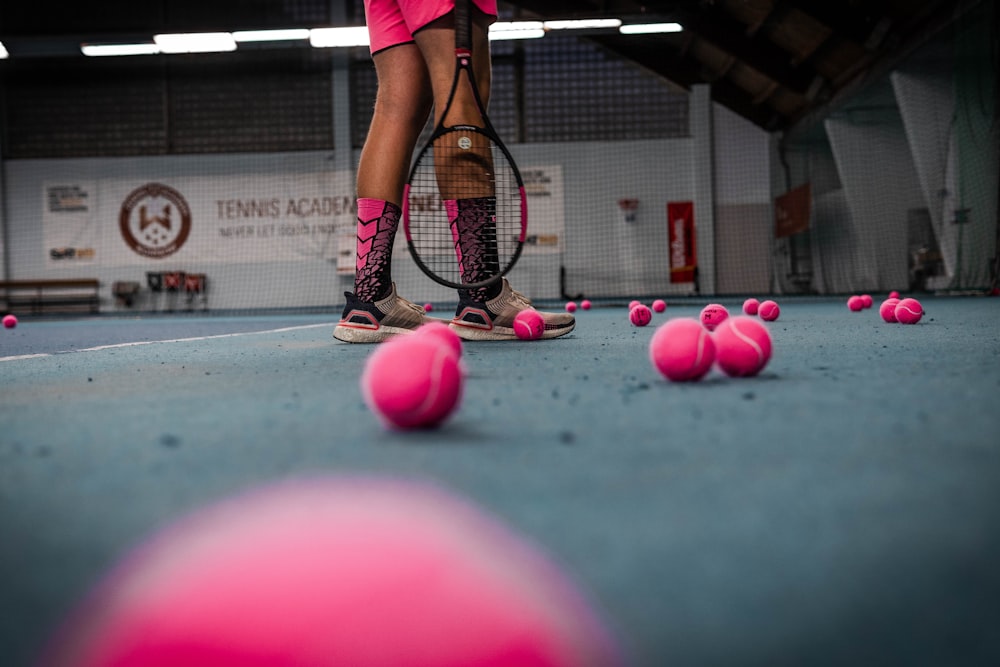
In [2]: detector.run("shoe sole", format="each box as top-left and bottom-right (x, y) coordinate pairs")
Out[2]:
(332, 324), (416, 343)
(449, 320), (575, 341)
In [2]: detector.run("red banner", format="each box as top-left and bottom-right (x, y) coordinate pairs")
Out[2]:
(667, 202), (696, 283)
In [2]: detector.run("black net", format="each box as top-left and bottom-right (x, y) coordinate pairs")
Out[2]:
(1, 1), (996, 314)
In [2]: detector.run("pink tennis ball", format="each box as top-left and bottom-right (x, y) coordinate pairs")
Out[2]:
(742, 298), (759, 316)
(758, 300), (780, 321)
(649, 317), (716, 382)
(847, 295), (864, 311)
(894, 297), (923, 324)
(651, 299), (666, 313)
(699, 303), (729, 331)
(565, 301), (577, 313)
(860, 294), (873, 308)
(889, 290), (900, 299)
(713, 316), (772, 377)
(42, 477), (623, 667)
(629, 304), (652, 327)
(514, 309), (546, 340)
(879, 298), (901, 323)
(423, 302), (433, 312)
(580, 299), (591, 310)
(415, 320), (463, 359)
(2, 314), (17, 329)
(361, 336), (463, 429)
(628, 300), (641, 310)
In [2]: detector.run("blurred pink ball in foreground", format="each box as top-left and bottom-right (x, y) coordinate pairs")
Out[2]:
(42, 477), (624, 667)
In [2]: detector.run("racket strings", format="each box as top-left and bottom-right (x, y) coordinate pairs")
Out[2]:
(450, 196), (500, 288)
(406, 128), (522, 289)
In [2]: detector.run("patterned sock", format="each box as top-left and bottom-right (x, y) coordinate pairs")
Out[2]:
(354, 198), (401, 302)
(448, 196), (502, 302)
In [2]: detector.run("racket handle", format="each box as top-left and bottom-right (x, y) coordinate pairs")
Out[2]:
(454, 0), (470, 51)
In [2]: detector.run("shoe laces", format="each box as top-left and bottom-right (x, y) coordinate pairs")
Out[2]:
(506, 288), (532, 310)
(510, 288), (532, 306)
(399, 297), (427, 316)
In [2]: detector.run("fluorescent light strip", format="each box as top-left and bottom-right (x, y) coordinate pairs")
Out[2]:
(82, 43), (161, 57)
(491, 21), (544, 32)
(619, 22), (683, 35)
(309, 26), (369, 48)
(72, 17), (679, 59)
(233, 28), (311, 43)
(154, 32), (237, 53)
(489, 29), (545, 41)
(489, 21), (545, 41)
(543, 19), (622, 30)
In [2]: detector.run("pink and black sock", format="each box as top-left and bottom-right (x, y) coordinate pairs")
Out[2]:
(354, 198), (400, 302)
(448, 196), (502, 303)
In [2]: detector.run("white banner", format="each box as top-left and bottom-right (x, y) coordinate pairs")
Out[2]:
(521, 165), (564, 255)
(44, 183), (99, 265)
(44, 172), (356, 267)
(41, 165), (562, 267)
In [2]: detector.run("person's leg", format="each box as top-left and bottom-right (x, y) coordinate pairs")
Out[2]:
(334, 37), (437, 343)
(413, 8), (493, 129)
(414, 10), (502, 301)
(352, 44), (432, 303)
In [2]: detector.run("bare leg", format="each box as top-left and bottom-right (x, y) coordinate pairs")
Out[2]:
(415, 10), (494, 201)
(353, 44), (432, 301)
(415, 10), (500, 299)
(356, 43), (433, 204)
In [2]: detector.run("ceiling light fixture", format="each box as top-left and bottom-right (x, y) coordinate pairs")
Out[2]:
(543, 19), (622, 30)
(489, 21), (545, 41)
(619, 22), (683, 35)
(309, 26), (370, 48)
(233, 29), (311, 43)
(153, 32), (237, 54)
(81, 43), (161, 57)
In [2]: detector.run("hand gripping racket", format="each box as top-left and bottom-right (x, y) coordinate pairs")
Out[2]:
(402, 0), (526, 290)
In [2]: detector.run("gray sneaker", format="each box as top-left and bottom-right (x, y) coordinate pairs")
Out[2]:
(333, 283), (438, 343)
(449, 278), (575, 341)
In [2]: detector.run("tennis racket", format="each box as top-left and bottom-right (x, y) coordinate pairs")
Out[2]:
(402, 0), (526, 291)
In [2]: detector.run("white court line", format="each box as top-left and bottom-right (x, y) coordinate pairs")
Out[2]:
(0, 322), (336, 363)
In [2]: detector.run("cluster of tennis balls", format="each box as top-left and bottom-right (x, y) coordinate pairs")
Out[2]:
(362, 289), (926, 429)
(646, 301), (773, 382)
(843, 290), (924, 324)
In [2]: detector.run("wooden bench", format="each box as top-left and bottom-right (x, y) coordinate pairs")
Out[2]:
(0, 279), (101, 315)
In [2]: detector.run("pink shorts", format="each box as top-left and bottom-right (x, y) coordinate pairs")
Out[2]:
(364, 0), (497, 55)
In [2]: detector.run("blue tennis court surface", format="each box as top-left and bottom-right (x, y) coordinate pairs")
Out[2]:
(2, 296), (999, 666)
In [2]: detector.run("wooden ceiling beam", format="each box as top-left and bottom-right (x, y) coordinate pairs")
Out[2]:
(666, 5), (818, 95)
(590, 34), (787, 130)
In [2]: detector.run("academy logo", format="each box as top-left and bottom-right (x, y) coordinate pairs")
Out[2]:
(119, 183), (192, 258)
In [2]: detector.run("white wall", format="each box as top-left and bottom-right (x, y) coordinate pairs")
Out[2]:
(2, 135), (710, 310)
(0, 86), (785, 310)
(713, 104), (772, 295)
